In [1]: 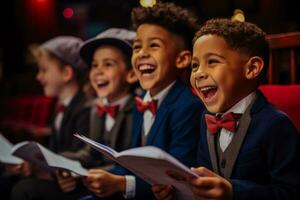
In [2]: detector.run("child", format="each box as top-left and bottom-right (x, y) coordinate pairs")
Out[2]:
(82, 2), (204, 200)
(54, 27), (138, 196)
(153, 18), (300, 200)
(11, 36), (91, 199)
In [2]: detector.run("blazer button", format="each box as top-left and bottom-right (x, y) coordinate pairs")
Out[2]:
(221, 159), (226, 168)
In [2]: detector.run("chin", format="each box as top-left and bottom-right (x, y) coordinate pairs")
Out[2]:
(204, 103), (224, 113)
(139, 82), (154, 91)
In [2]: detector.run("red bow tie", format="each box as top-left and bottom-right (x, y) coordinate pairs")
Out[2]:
(96, 104), (119, 119)
(56, 104), (66, 113)
(205, 112), (241, 134)
(134, 96), (158, 115)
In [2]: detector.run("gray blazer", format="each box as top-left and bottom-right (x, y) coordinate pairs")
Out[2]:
(62, 96), (134, 168)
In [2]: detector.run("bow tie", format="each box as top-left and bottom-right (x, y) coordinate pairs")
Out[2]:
(205, 112), (241, 134)
(56, 104), (66, 113)
(96, 104), (119, 119)
(134, 96), (158, 115)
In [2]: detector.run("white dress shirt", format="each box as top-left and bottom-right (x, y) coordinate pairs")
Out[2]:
(124, 81), (176, 199)
(101, 95), (130, 132)
(54, 96), (73, 131)
(219, 92), (256, 151)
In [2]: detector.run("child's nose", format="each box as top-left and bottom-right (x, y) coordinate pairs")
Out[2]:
(194, 70), (208, 80)
(36, 73), (41, 81)
(137, 48), (150, 58)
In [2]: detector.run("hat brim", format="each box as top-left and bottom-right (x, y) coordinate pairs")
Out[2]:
(80, 38), (132, 67)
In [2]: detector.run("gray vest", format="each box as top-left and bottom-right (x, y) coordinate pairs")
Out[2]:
(206, 97), (256, 179)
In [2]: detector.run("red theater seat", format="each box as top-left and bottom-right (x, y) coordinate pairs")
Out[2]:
(259, 85), (300, 132)
(1, 95), (55, 133)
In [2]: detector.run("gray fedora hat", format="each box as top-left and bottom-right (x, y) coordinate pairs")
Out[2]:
(41, 36), (87, 70)
(80, 28), (136, 66)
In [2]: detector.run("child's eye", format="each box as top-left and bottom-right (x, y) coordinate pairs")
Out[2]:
(132, 43), (141, 50)
(150, 43), (160, 48)
(103, 62), (114, 67)
(91, 62), (98, 68)
(191, 62), (199, 71)
(208, 59), (219, 65)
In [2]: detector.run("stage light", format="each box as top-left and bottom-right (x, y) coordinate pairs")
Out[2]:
(63, 7), (74, 19)
(140, 0), (156, 7)
(231, 9), (245, 22)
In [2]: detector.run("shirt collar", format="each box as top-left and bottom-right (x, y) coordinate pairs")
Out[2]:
(100, 95), (130, 110)
(225, 91), (256, 115)
(60, 95), (73, 107)
(143, 81), (176, 108)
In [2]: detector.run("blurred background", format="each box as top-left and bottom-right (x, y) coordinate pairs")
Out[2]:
(0, 0), (299, 141)
(1, 0), (299, 96)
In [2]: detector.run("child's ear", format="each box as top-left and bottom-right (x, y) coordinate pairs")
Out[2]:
(245, 56), (264, 80)
(126, 69), (138, 84)
(176, 50), (192, 69)
(62, 65), (74, 82)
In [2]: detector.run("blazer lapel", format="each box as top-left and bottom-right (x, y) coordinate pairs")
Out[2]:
(90, 105), (103, 141)
(206, 130), (219, 173)
(59, 91), (83, 135)
(223, 98), (256, 179)
(109, 98), (133, 148)
(132, 108), (143, 147)
(146, 81), (183, 145)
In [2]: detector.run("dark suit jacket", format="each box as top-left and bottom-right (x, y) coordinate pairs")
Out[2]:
(111, 81), (205, 199)
(197, 90), (300, 200)
(62, 96), (134, 168)
(48, 91), (90, 154)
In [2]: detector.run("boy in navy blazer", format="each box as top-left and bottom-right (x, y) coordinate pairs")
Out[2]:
(154, 18), (300, 200)
(81, 2), (204, 200)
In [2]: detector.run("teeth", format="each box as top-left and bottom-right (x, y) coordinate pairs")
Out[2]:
(138, 64), (155, 71)
(96, 80), (107, 85)
(200, 86), (216, 91)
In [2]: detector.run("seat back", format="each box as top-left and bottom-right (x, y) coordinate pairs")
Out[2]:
(259, 85), (300, 132)
(266, 32), (300, 84)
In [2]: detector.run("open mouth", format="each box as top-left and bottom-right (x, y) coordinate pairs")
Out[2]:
(138, 64), (156, 75)
(198, 86), (218, 102)
(96, 80), (109, 89)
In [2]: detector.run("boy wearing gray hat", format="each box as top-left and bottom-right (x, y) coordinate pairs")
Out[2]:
(53, 28), (137, 198)
(11, 36), (91, 200)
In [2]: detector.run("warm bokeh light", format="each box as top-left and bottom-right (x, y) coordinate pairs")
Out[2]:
(63, 7), (74, 19)
(231, 9), (245, 22)
(25, 0), (57, 35)
(140, 0), (156, 7)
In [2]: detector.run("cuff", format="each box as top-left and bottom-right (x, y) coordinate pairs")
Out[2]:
(123, 175), (136, 199)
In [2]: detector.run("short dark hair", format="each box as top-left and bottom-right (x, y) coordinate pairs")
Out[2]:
(193, 18), (270, 82)
(131, 2), (199, 51)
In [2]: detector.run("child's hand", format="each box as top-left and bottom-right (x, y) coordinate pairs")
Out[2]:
(189, 167), (232, 200)
(20, 161), (32, 176)
(5, 161), (32, 176)
(83, 169), (126, 197)
(152, 184), (174, 200)
(5, 164), (23, 175)
(56, 170), (77, 192)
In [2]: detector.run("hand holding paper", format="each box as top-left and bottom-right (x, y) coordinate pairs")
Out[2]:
(74, 133), (199, 200)
(11, 141), (88, 176)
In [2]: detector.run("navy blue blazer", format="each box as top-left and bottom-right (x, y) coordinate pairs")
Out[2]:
(197, 91), (300, 200)
(111, 81), (205, 199)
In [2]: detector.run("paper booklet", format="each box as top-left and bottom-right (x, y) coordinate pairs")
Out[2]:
(0, 133), (23, 165)
(11, 141), (88, 176)
(74, 133), (199, 200)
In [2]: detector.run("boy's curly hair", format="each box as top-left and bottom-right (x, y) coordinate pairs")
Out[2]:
(131, 2), (199, 51)
(193, 18), (270, 81)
